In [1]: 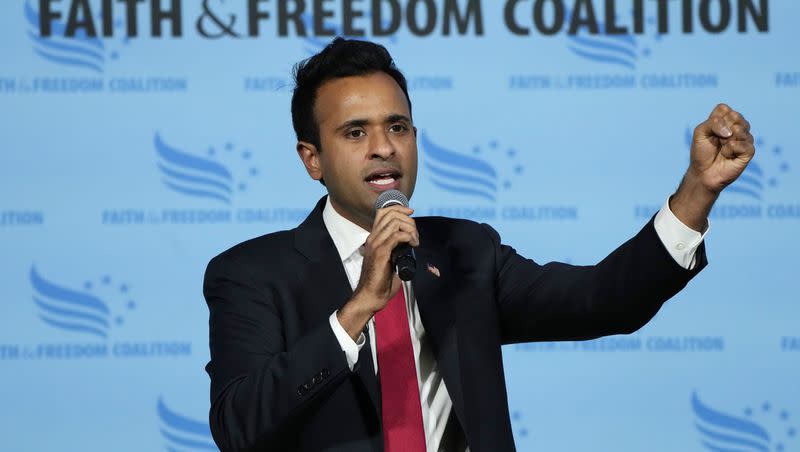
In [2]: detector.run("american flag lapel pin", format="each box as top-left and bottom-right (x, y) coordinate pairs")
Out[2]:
(426, 263), (440, 278)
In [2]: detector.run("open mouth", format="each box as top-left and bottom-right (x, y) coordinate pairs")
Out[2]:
(365, 169), (402, 190)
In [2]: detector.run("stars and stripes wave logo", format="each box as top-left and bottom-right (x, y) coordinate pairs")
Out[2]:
(565, 10), (661, 70)
(154, 133), (259, 206)
(24, 0), (127, 73)
(692, 391), (796, 452)
(30, 265), (135, 339)
(420, 131), (523, 203)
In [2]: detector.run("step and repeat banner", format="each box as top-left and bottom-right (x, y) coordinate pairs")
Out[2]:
(1, 1), (797, 451)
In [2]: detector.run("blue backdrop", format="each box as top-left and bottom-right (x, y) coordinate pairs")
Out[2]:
(1, 1), (798, 450)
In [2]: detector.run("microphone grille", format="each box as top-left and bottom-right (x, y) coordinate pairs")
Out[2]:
(374, 189), (408, 210)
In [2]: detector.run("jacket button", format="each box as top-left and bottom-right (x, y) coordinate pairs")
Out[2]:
(312, 375), (322, 385)
(297, 386), (305, 396)
(321, 368), (330, 378)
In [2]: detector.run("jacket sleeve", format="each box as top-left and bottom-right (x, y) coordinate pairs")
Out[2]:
(203, 253), (351, 452)
(486, 215), (707, 344)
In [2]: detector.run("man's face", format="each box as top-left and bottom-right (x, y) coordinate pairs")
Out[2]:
(297, 72), (418, 230)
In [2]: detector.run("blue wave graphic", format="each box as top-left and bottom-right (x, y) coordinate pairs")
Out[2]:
(154, 133), (234, 205)
(30, 266), (110, 339)
(692, 392), (771, 452)
(565, 10), (639, 70)
(420, 132), (498, 202)
(25, 1), (105, 73)
(158, 397), (217, 451)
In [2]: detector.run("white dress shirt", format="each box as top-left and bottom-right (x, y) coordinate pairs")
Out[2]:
(324, 197), (707, 451)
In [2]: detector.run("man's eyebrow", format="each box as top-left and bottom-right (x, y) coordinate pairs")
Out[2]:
(335, 118), (369, 132)
(386, 114), (412, 124)
(335, 114), (412, 132)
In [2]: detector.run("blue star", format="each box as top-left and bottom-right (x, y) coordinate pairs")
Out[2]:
(504, 180), (512, 189)
(744, 407), (753, 416)
(249, 167), (259, 177)
(756, 137), (765, 147)
(225, 142), (234, 151)
(788, 427), (796, 437)
(520, 428), (528, 437)
(773, 146), (782, 155)
(769, 178), (778, 187)
(239, 183), (247, 192)
(763, 402), (771, 412)
(489, 140), (498, 149)
(84, 281), (93, 290)
(242, 150), (252, 160)
(780, 162), (789, 172)
(507, 148), (517, 157)
(642, 48), (651, 57)
(127, 300), (136, 310)
(776, 443), (784, 452)
(514, 165), (524, 174)
(512, 411), (521, 421)
(208, 147), (216, 156)
(111, 51), (119, 60)
(115, 316), (124, 325)
(472, 146), (481, 154)
(119, 284), (128, 293)
(102, 275), (111, 285)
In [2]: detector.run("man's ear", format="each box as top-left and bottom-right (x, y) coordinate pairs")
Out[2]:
(296, 141), (323, 182)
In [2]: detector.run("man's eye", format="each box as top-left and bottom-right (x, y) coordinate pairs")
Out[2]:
(389, 124), (408, 133)
(347, 130), (365, 138)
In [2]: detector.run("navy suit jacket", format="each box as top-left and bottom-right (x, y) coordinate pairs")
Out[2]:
(203, 196), (707, 451)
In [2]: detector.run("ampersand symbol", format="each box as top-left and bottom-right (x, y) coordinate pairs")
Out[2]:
(196, 0), (241, 38)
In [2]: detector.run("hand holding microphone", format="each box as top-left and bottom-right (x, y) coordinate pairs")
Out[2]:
(337, 190), (419, 339)
(358, 189), (418, 302)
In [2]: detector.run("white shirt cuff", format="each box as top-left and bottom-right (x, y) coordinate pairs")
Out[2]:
(328, 311), (365, 371)
(653, 198), (709, 270)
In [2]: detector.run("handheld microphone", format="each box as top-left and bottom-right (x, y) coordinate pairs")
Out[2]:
(374, 190), (417, 281)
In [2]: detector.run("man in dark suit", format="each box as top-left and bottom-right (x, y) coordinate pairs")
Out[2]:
(203, 38), (755, 451)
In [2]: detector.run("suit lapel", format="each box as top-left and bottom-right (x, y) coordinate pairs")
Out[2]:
(294, 197), (381, 417)
(412, 222), (468, 436)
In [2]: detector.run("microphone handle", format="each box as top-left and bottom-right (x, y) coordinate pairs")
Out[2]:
(391, 243), (417, 281)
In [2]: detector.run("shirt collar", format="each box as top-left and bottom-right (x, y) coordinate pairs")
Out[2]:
(322, 196), (370, 262)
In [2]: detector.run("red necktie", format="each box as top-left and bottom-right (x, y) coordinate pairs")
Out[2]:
(375, 287), (426, 451)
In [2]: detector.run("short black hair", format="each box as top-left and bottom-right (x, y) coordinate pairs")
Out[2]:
(291, 37), (412, 151)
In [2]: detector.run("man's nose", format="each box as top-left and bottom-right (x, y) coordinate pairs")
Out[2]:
(369, 130), (395, 160)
